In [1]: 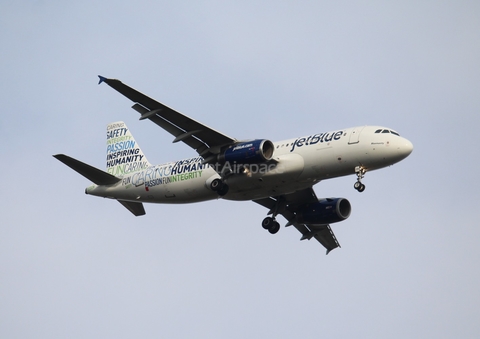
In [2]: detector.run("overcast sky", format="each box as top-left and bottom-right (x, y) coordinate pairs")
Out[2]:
(1, 1), (480, 338)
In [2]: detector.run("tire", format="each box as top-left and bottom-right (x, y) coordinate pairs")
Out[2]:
(262, 217), (273, 229)
(218, 184), (229, 196)
(268, 221), (280, 234)
(210, 178), (222, 191)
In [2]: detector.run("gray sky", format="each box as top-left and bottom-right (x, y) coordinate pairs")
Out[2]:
(1, 1), (479, 338)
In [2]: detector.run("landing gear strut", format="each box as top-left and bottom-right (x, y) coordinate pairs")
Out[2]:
(354, 166), (366, 192)
(262, 217), (280, 234)
(210, 178), (229, 196)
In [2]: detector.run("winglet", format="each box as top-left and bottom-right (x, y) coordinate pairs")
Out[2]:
(98, 75), (107, 85)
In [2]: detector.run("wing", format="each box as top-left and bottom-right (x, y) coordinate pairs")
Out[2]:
(98, 76), (236, 160)
(254, 188), (341, 254)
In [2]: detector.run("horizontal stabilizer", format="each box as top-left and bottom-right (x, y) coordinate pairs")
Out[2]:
(118, 200), (146, 216)
(53, 154), (121, 185)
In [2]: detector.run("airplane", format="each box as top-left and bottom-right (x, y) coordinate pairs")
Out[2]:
(54, 76), (413, 254)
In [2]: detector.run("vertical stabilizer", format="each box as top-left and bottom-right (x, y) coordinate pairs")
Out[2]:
(106, 121), (151, 176)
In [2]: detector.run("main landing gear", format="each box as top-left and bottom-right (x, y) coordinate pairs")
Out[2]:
(261, 199), (284, 235)
(354, 166), (366, 192)
(262, 217), (280, 234)
(210, 178), (229, 196)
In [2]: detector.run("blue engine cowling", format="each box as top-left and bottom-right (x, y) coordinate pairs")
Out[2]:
(296, 198), (351, 225)
(220, 139), (274, 164)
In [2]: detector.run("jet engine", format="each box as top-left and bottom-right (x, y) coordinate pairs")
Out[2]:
(295, 198), (351, 225)
(219, 139), (274, 164)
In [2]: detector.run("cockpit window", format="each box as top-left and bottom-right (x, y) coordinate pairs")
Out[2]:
(375, 128), (401, 135)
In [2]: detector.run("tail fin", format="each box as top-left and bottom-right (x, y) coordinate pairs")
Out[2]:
(106, 121), (151, 176)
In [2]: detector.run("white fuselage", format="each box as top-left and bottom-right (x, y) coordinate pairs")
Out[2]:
(86, 126), (413, 203)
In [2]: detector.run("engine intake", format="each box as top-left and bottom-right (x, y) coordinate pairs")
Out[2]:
(220, 139), (274, 164)
(296, 198), (351, 225)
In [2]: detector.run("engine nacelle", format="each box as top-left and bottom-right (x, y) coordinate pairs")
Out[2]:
(220, 139), (274, 164)
(296, 198), (351, 225)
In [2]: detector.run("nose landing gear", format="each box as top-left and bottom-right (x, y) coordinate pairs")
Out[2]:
(354, 166), (366, 192)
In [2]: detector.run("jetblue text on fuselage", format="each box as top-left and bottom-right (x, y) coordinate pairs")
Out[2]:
(290, 131), (344, 152)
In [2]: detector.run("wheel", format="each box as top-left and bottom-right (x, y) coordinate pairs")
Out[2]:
(358, 184), (366, 192)
(354, 181), (361, 190)
(268, 221), (280, 234)
(218, 184), (229, 196)
(262, 217), (273, 229)
(210, 178), (222, 191)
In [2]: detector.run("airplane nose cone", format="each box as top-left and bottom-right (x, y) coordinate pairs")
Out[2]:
(398, 138), (414, 158)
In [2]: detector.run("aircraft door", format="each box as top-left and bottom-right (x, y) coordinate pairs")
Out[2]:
(348, 126), (365, 144)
